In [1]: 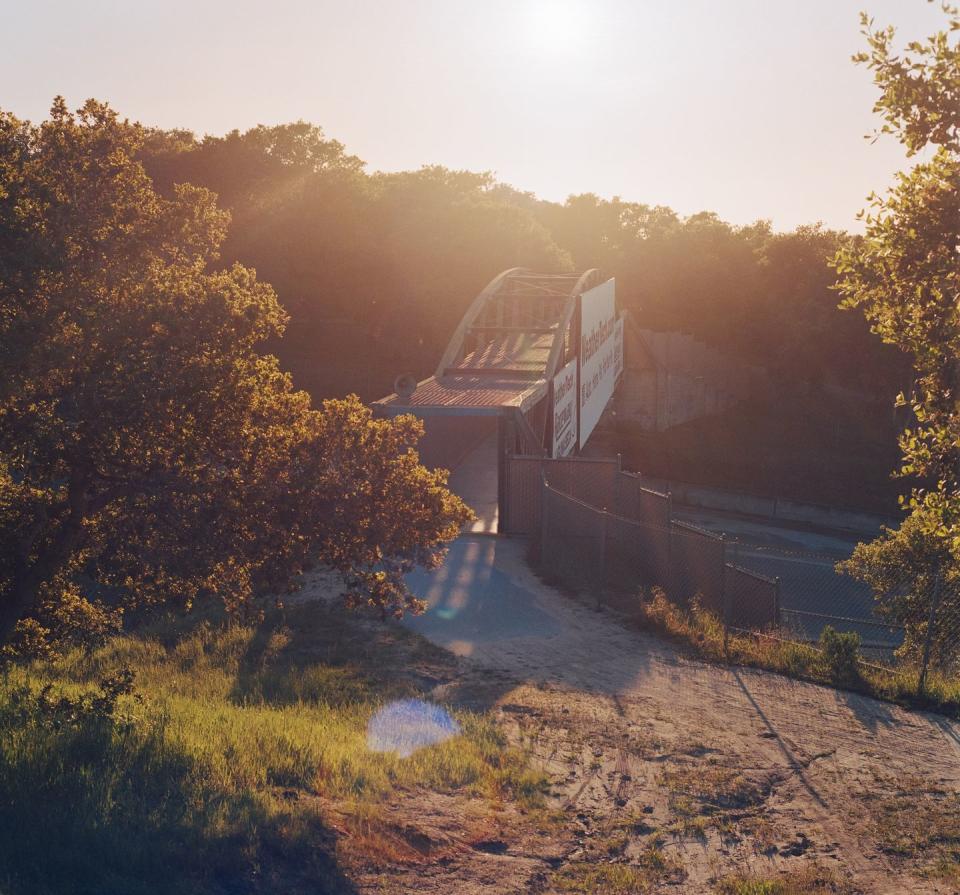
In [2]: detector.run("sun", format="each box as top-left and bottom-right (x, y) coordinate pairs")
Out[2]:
(520, 0), (592, 54)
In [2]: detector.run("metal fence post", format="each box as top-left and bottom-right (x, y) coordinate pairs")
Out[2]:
(539, 471), (549, 562)
(497, 413), (508, 534)
(721, 534), (730, 661)
(597, 509), (608, 610)
(918, 569), (943, 696)
(666, 491), (674, 594)
(774, 576), (782, 629)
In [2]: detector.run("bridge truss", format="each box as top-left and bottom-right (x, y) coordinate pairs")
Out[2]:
(374, 267), (603, 452)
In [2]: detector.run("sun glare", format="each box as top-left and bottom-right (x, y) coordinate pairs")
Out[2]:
(520, 0), (592, 54)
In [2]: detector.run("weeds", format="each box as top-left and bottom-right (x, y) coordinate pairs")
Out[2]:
(0, 600), (547, 895)
(637, 590), (960, 718)
(856, 769), (960, 884)
(715, 863), (860, 894)
(659, 758), (766, 839)
(551, 846), (683, 894)
(818, 627), (861, 685)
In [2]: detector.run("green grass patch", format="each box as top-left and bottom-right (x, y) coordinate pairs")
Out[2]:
(0, 600), (546, 895)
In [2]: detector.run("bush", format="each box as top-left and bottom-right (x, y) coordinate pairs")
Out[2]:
(3, 669), (138, 731)
(819, 626), (861, 684)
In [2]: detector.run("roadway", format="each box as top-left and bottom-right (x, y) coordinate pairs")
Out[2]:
(673, 505), (902, 653)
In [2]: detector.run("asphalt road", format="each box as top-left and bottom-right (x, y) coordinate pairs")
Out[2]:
(674, 506), (902, 652)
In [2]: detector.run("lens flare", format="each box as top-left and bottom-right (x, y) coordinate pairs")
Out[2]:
(367, 699), (461, 758)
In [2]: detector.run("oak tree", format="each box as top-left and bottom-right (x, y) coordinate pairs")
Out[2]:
(0, 99), (470, 652)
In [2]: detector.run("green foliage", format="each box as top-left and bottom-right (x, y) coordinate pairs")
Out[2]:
(833, 4), (960, 678)
(129, 100), (914, 515)
(0, 99), (471, 647)
(715, 864), (858, 895)
(835, 3), (960, 545)
(135, 113), (908, 416)
(638, 588), (960, 716)
(2, 668), (138, 730)
(551, 853), (680, 894)
(838, 511), (960, 669)
(141, 138), (573, 396)
(0, 601), (546, 894)
(854, 3), (960, 156)
(818, 626), (861, 684)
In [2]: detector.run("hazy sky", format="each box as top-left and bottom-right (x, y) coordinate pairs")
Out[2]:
(3, 0), (947, 231)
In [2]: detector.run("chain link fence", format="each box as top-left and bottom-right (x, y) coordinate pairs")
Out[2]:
(525, 457), (959, 697)
(923, 578), (960, 687)
(722, 542), (905, 657)
(538, 475), (779, 630)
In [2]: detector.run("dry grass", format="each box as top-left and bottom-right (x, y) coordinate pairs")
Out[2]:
(714, 863), (861, 894)
(658, 757), (768, 840)
(0, 600), (548, 895)
(855, 769), (960, 884)
(637, 590), (960, 718)
(550, 845), (683, 894)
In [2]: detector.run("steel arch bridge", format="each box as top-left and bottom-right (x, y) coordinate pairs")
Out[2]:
(374, 267), (605, 451)
(374, 268), (619, 532)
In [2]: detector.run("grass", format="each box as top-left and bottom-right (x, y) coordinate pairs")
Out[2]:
(856, 770), (960, 884)
(658, 757), (767, 841)
(0, 599), (547, 895)
(637, 590), (960, 719)
(714, 864), (860, 894)
(550, 846), (683, 894)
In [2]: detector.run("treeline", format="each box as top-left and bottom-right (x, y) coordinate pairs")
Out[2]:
(139, 123), (908, 403)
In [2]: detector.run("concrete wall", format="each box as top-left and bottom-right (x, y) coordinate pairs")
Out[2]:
(640, 476), (896, 535)
(616, 326), (768, 432)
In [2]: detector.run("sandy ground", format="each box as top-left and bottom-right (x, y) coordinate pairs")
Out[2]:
(369, 534), (960, 894)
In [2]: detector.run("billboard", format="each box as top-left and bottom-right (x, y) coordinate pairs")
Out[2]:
(552, 357), (578, 458)
(578, 278), (617, 448)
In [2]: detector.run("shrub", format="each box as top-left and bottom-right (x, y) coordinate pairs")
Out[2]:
(5, 669), (139, 730)
(0, 602), (548, 893)
(819, 626), (861, 684)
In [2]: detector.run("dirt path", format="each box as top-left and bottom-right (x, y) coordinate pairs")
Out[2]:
(384, 535), (960, 893)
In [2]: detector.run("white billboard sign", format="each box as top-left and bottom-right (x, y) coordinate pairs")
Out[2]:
(579, 278), (617, 449)
(552, 357), (578, 458)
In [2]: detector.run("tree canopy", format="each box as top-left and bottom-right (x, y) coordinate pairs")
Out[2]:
(135, 125), (908, 410)
(836, 1), (960, 542)
(0, 99), (470, 653)
(836, 2), (960, 667)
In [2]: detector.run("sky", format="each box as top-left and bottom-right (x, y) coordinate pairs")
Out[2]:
(2, 0), (947, 232)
